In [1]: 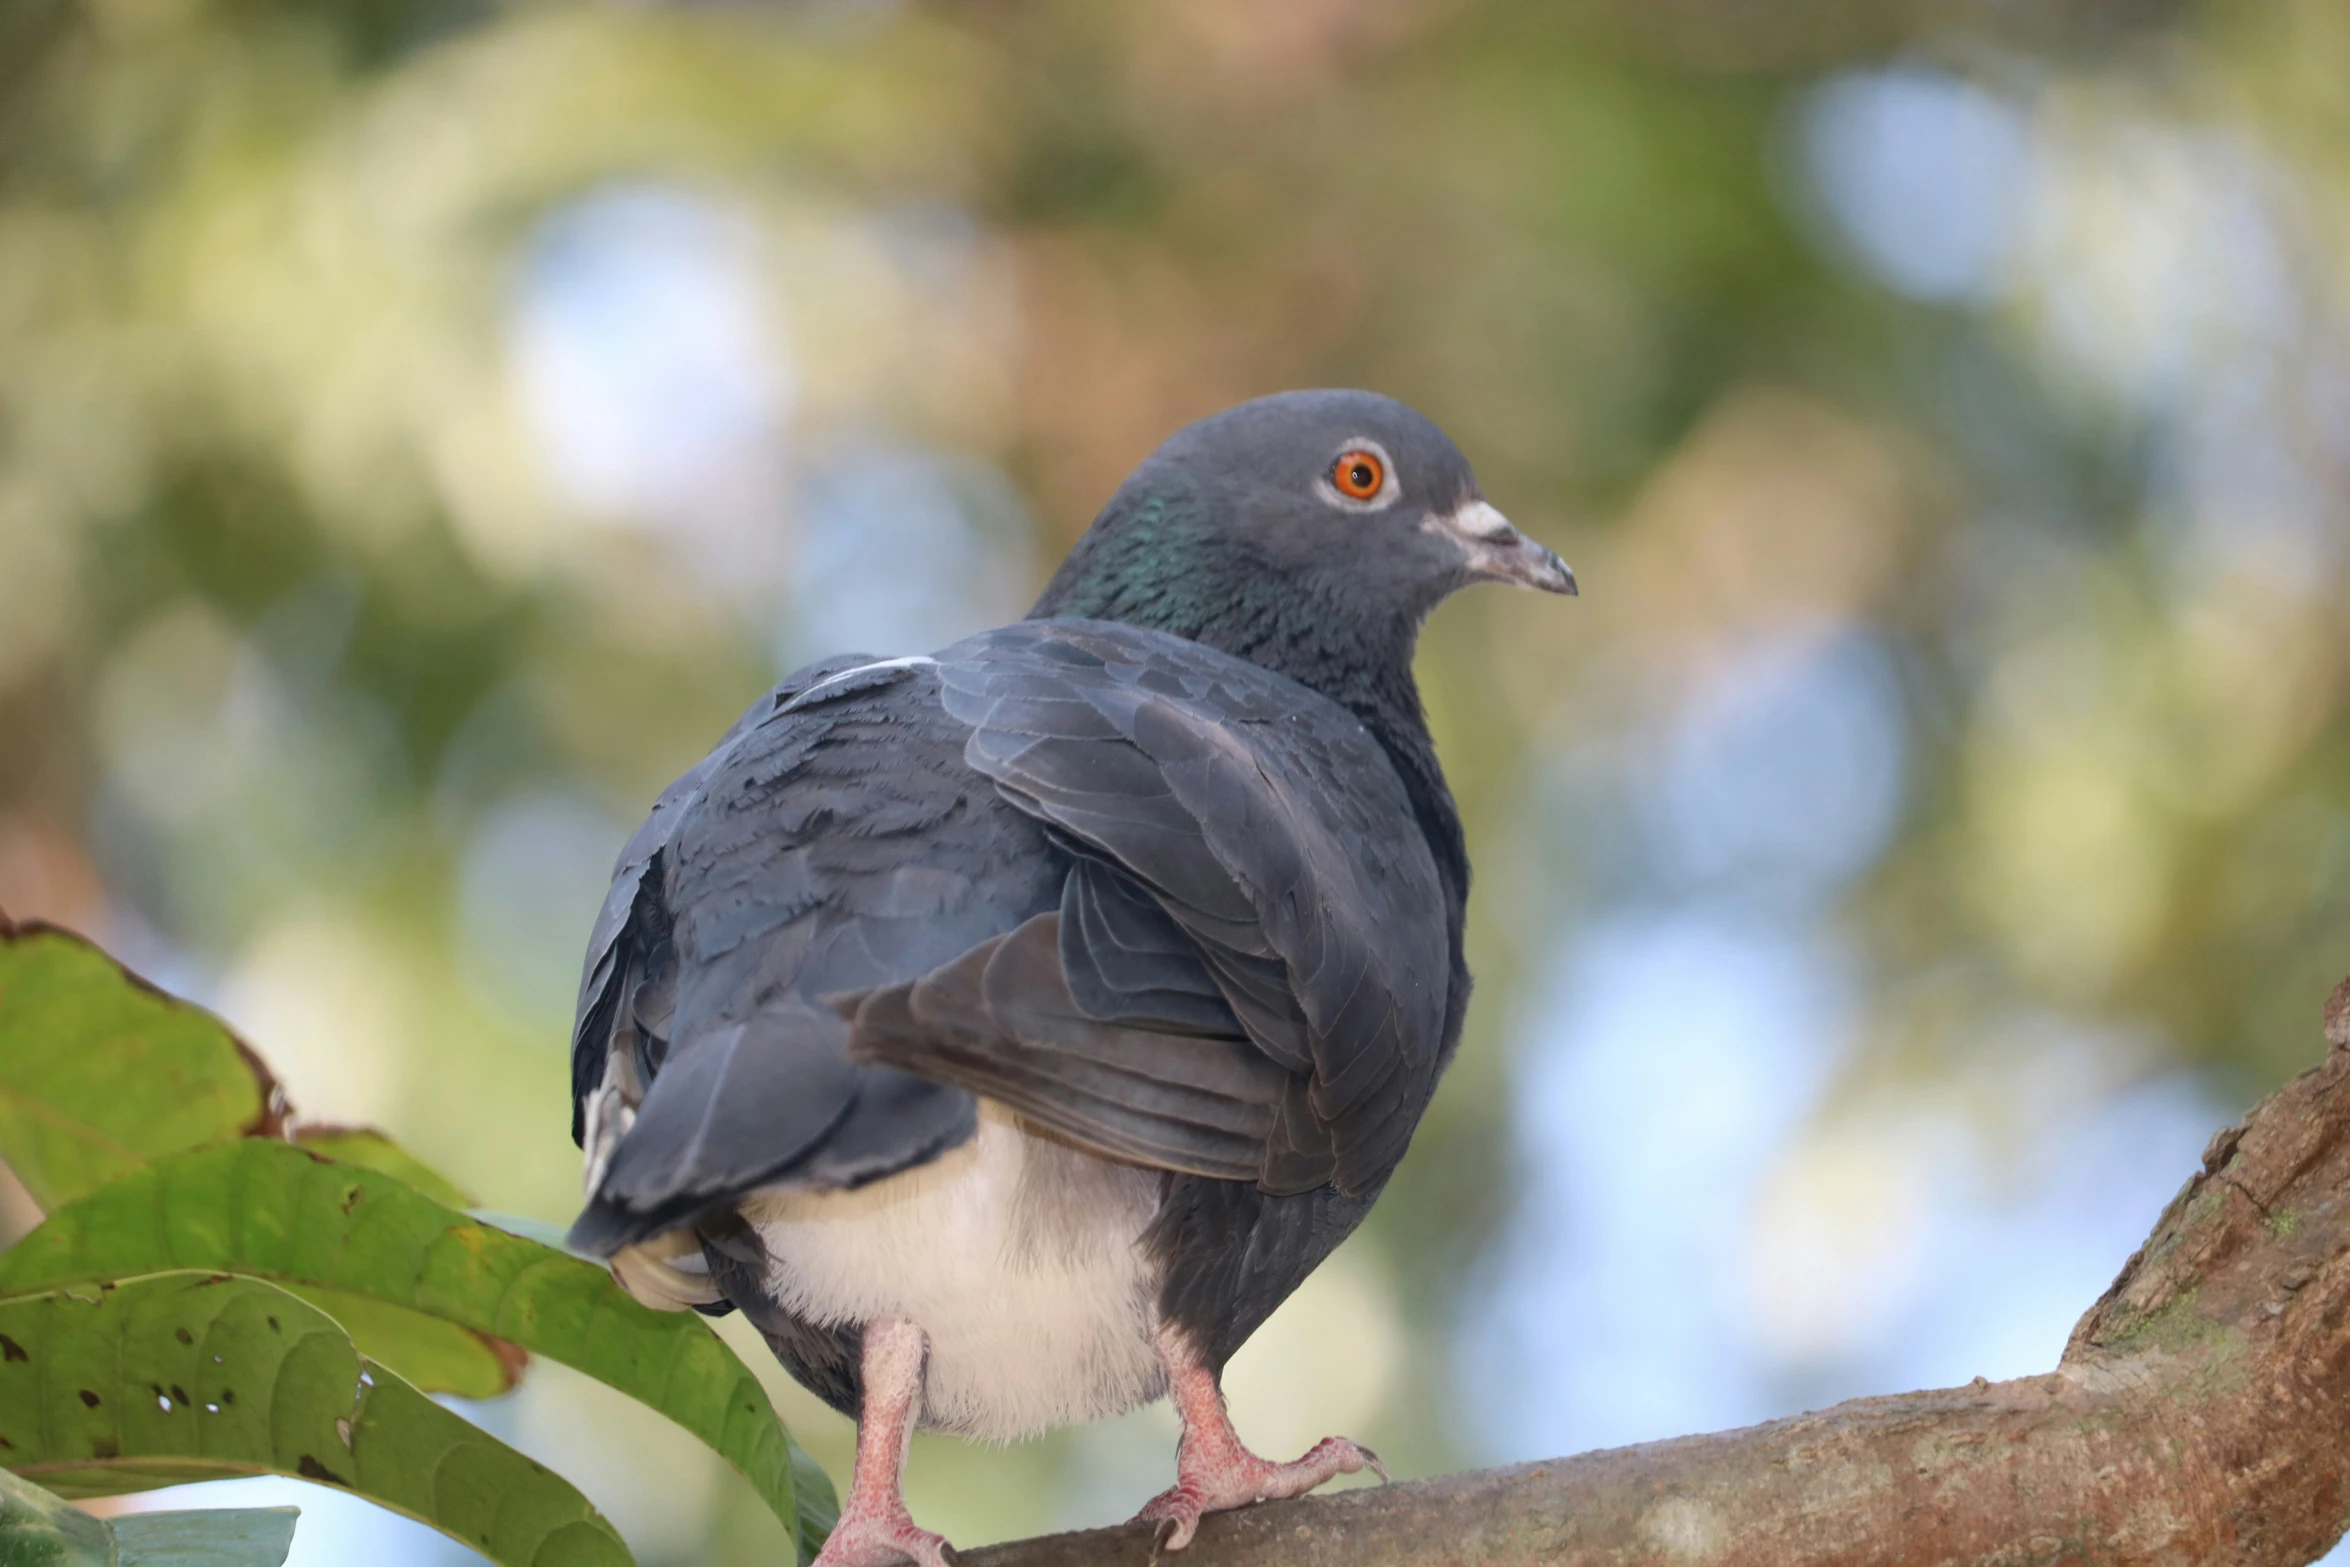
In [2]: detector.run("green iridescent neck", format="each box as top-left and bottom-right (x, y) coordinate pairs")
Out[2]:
(1028, 492), (1261, 638)
(1032, 479), (1428, 741)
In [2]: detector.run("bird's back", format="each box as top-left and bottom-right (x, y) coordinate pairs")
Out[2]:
(573, 651), (1057, 1250)
(569, 619), (1463, 1436)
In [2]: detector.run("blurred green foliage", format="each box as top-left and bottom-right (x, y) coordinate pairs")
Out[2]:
(0, 923), (834, 1563)
(0, 0), (2345, 1560)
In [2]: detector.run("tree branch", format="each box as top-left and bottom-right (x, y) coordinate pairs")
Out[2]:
(969, 977), (2350, 1567)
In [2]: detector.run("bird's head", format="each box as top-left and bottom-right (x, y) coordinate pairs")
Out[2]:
(1032, 390), (1575, 649)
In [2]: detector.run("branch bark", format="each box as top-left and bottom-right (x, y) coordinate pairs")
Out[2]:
(968, 978), (2350, 1567)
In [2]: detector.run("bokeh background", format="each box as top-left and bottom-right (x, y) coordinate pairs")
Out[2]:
(3, 0), (2348, 1561)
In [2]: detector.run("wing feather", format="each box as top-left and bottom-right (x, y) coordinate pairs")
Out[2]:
(571, 616), (1454, 1257)
(934, 619), (1452, 1195)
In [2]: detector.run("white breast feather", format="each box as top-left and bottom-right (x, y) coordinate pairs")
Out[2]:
(741, 1103), (1167, 1442)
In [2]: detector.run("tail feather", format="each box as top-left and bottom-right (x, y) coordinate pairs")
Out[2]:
(568, 995), (974, 1256)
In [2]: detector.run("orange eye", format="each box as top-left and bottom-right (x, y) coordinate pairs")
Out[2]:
(1330, 449), (1386, 500)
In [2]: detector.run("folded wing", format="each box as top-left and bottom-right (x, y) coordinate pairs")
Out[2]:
(569, 621), (1452, 1257)
(854, 619), (1451, 1197)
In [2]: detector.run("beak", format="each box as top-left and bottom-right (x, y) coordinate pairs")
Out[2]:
(1439, 500), (1578, 595)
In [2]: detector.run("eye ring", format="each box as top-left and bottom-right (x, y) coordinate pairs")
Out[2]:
(1331, 449), (1386, 501)
(1314, 436), (1399, 512)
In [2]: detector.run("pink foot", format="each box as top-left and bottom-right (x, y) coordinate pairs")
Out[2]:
(812, 1504), (961, 1567)
(1134, 1436), (1387, 1551)
(815, 1319), (961, 1567)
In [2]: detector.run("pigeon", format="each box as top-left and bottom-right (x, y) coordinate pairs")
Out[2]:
(567, 389), (1575, 1566)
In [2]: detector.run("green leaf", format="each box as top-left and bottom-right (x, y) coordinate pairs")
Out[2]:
(786, 1441), (838, 1567)
(272, 1286), (519, 1401)
(0, 1470), (303, 1567)
(111, 1507), (299, 1567)
(0, 1140), (837, 1558)
(285, 1128), (473, 1210)
(0, 922), (521, 1402)
(0, 1464), (112, 1565)
(0, 925), (276, 1213)
(0, 1273), (628, 1567)
(465, 1213), (597, 1262)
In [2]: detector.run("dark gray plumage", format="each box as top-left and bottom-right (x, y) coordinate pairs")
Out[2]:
(565, 389), (1573, 1562)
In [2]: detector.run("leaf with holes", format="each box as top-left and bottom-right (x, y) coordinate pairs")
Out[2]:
(0, 1138), (836, 1558)
(0, 1272), (629, 1567)
(0, 922), (278, 1213)
(285, 1127), (473, 1210)
(271, 1285), (521, 1401)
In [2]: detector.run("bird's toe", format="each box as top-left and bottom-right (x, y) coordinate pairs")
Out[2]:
(1135, 1485), (1207, 1553)
(1131, 1435), (1382, 1551)
(1265, 1436), (1382, 1499)
(810, 1510), (961, 1567)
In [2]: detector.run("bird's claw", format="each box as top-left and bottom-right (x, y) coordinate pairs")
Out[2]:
(1148, 1511), (1188, 1559)
(1133, 1436), (1384, 1553)
(1137, 1486), (1206, 1554)
(810, 1508), (961, 1567)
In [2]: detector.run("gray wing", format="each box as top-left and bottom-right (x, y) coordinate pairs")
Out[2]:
(568, 653), (873, 1137)
(843, 619), (1452, 1198)
(569, 621), (1451, 1256)
(568, 654), (1061, 1255)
